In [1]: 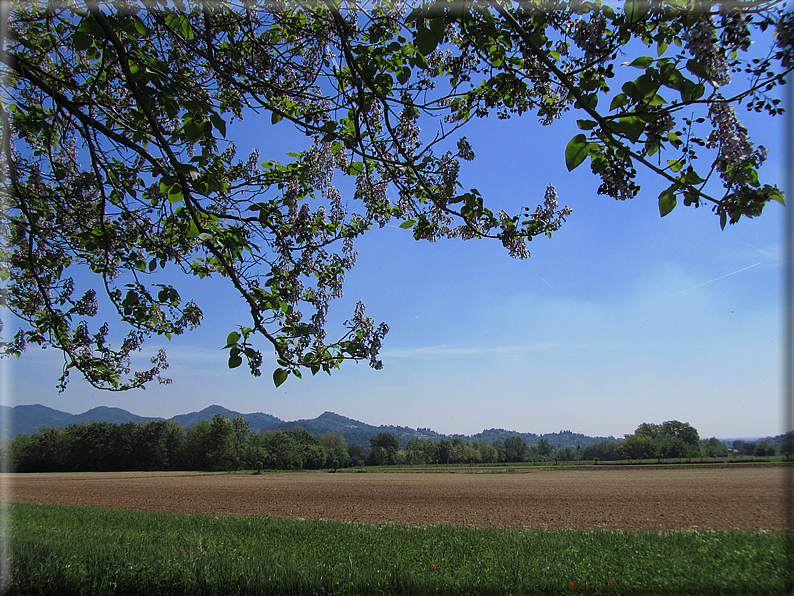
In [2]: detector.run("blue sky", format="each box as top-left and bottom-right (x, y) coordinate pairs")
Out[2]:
(2, 35), (789, 441)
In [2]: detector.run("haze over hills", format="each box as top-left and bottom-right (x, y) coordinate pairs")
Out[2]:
(1, 403), (621, 448)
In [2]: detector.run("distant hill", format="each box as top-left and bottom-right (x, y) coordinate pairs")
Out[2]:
(2, 404), (75, 434)
(74, 406), (162, 426)
(265, 411), (447, 447)
(169, 405), (282, 433)
(2, 404), (619, 449)
(0, 404), (281, 439)
(459, 428), (616, 449)
(0, 404), (163, 438)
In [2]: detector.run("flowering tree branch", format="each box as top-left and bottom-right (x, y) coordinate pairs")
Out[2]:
(1, 0), (789, 391)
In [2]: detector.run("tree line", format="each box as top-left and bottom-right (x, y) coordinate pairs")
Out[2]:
(4, 417), (782, 473)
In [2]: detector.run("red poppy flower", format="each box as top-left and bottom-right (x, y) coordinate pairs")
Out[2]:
(569, 582), (576, 588)
(431, 565), (437, 569)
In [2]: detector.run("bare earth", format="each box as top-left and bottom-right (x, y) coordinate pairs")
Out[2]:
(2, 464), (788, 531)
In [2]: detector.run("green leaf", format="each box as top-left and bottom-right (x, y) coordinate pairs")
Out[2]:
(396, 66), (411, 84)
(166, 184), (183, 203)
(186, 220), (199, 238)
(615, 116), (645, 143)
(273, 368), (289, 387)
(399, 220), (415, 229)
(683, 190), (699, 206)
(226, 331), (240, 348)
(767, 188), (785, 205)
(621, 81), (641, 101)
(659, 67), (684, 92)
(626, 56), (654, 69)
(133, 15), (147, 35)
(667, 159), (684, 173)
(347, 161), (364, 176)
(429, 16), (445, 40)
(177, 163), (200, 180)
(73, 31), (93, 51)
(529, 32), (546, 47)
(415, 26), (439, 56)
(228, 348), (242, 369)
(576, 119), (597, 130)
(633, 74), (657, 99)
(686, 58), (710, 81)
(625, 0), (650, 24)
(77, 15), (103, 37)
(565, 134), (590, 171)
(271, 111), (283, 125)
(84, 46), (101, 61)
(166, 13), (193, 40)
(209, 113), (226, 137)
(590, 154), (607, 175)
(683, 168), (705, 185)
(609, 93), (629, 111)
(320, 120), (338, 133)
(659, 189), (677, 217)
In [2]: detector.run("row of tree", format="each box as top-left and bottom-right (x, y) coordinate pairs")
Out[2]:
(5, 417), (777, 473)
(731, 439), (782, 458)
(580, 423), (791, 461)
(3, 416), (346, 473)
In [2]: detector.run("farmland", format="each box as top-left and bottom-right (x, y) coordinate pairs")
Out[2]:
(4, 463), (786, 530)
(4, 463), (791, 595)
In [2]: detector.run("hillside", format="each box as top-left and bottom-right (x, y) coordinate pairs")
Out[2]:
(169, 405), (282, 433)
(265, 411), (447, 447)
(0, 404), (163, 438)
(3, 403), (615, 449)
(459, 428), (616, 449)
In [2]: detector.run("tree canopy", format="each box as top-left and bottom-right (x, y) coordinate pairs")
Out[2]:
(621, 419), (701, 458)
(1, 0), (790, 391)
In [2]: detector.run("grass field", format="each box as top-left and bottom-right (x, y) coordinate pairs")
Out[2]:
(3, 465), (792, 595)
(6, 502), (790, 595)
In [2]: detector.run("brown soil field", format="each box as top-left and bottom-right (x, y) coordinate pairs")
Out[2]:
(2, 463), (788, 531)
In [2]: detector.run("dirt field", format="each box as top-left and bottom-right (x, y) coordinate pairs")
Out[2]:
(3, 464), (788, 531)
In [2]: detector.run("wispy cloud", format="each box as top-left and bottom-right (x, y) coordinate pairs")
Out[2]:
(746, 242), (780, 262)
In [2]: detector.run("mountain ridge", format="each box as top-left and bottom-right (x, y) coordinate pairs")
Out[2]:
(0, 403), (616, 448)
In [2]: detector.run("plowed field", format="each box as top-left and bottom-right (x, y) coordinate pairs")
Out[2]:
(3, 464), (788, 531)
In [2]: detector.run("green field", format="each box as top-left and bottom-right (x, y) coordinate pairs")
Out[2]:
(5, 502), (790, 595)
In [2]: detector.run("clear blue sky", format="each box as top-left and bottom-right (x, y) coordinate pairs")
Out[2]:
(2, 42), (788, 441)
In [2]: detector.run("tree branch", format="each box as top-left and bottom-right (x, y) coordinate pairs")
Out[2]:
(492, 1), (725, 207)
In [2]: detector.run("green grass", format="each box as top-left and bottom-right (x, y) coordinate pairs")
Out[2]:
(6, 503), (790, 595)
